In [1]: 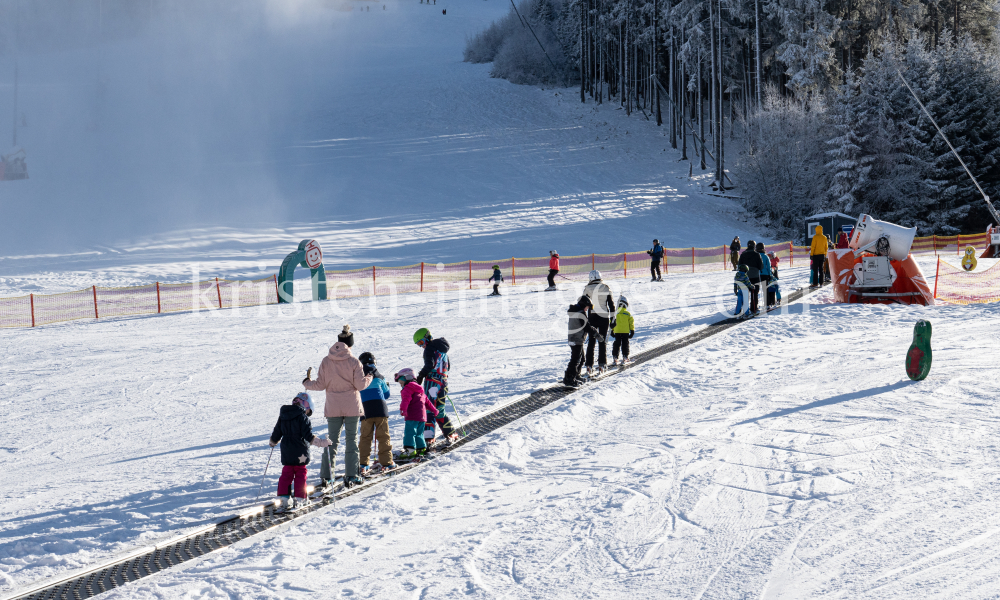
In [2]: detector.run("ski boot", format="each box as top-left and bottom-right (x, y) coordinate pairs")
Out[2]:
(344, 476), (364, 489)
(293, 496), (311, 509)
(275, 496), (292, 513)
(397, 448), (419, 461)
(417, 447), (429, 456)
(622, 357), (632, 365)
(359, 464), (371, 476)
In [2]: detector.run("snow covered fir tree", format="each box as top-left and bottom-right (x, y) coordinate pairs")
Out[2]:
(465, 0), (1000, 238)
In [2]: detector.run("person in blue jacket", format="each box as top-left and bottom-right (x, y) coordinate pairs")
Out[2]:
(733, 265), (751, 317)
(647, 239), (665, 281)
(357, 352), (395, 473)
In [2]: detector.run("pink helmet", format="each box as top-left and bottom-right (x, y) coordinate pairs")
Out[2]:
(394, 368), (416, 383)
(293, 392), (314, 415)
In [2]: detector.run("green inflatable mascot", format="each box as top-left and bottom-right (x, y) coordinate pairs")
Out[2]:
(905, 320), (932, 381)
(278, 239), (327, 303)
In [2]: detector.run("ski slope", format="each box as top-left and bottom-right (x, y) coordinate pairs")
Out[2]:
(5, 0), (1000, 598)
(0, 0), (759, 297)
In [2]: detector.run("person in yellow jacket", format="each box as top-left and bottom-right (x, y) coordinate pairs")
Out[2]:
(611, 296), (634, 366)
(809, 225), (829, 287)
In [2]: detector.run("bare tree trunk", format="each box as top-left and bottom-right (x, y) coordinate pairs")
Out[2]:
(754, 0), (761, 107)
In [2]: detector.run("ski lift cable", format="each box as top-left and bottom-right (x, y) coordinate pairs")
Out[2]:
(895, 67), (1000, 227)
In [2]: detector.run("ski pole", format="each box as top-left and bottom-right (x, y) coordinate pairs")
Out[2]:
(446, 394), (468, 436)
(254, 446), (275, 505)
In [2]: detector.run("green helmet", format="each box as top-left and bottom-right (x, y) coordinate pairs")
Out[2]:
(413, 328), (431, 344)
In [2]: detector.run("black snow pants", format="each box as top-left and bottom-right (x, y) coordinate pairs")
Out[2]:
(586, 315), (610, 368)
(563, 344), (586, 384)
(547, 269), (558, 287)
(612, 333), (630, 360)
(810, 255), (824, 286)
(749, 278), (761, 313)
(650, 260), (662, 280)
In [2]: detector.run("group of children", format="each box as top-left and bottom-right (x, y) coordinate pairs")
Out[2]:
(267, 328), (458, 509)
(733, 243), (782, 317)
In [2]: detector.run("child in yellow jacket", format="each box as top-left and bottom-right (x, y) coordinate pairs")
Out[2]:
(611, 296), (634, 365)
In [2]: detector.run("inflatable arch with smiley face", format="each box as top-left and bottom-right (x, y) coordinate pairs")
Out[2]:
(277, 239), (328, 303)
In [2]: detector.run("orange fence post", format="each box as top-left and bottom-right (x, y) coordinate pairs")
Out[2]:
(93, 286), (99, 319)
(624, 253), (628, 278)
(273, 274), (279, 303)
(592, 254), (595, 270)
(934, 256), (941, 298)
(957, 234), (961, 255)
(30, 293), (35, 327)
(789, 241), (793, 267)
(721, 245), (726, 270)
(468, 261), (471, 290)
(215, 277), (222, 309)
(934, 234), (938, 254)
(156, 282), (162, 314)
(421, 262), (425, 292)
(664, 254), (668, 275)
(372, 266), (376, 295)
(512, 258), (516, 285)
(691, 247), (695, 273)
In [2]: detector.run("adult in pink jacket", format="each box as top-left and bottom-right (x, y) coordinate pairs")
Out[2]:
(303, 341), (372, 486)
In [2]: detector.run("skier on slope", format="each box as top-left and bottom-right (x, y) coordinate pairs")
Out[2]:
(269, 392), (331, 511)
(809, 226), (828, 287)
(563, 295), (598, 386)
(547, 251), (560, 290)
(413, 328), (458, 446)
(610, 295), (634, 366)
(583, 270), (615, 374)
(357, 352), (395, 475)
(647, 239), (665, 281)
(394, 368), (438, 460)
(488, 264), (504, 296)
(730, 236), (741, 271)
(303, 341), (372, 488)
(738, 240), (763, 314)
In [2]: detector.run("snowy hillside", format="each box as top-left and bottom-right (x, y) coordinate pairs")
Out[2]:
(0, 0), (759, 298)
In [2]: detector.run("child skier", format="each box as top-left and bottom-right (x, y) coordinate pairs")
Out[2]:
(269, 392), (331, 511)
(357, 352), (395, 474)
(395, 368), (438, 460)
(487, 264), (504, 296)
(563, 295), (598, 386)
(734, 265), (751, 317)
(611, 295), (634, 365)
(413, 328), (457, 447)
(767, 251), (779, 279)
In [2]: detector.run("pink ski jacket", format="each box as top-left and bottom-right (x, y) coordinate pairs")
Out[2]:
(303, 342), (372, 418)
(399, 382), (438, 422)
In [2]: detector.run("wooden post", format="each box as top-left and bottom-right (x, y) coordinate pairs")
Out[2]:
(372, 266), (377, 295)
(789, 241), (793, 267)
(30, 293), (35, 327)
(722, 245), (726, 270)
(934, 234), (938, 255)
(273, 274), (279, 303)
(592, 253), (595, 270)
(934, 256), (941, 298)
(93, 285), (99, 319)
(512, 258), (516, 285)
(624, 253), (628, 278)
(421, 262), (425, 292)
(156, 282), (162, 313)
(215, 277), (222, 309)
(957, 234), (961, 255)
(691, 247), (695, 273)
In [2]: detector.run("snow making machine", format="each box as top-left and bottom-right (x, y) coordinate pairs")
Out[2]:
(829, 214), (935, 306)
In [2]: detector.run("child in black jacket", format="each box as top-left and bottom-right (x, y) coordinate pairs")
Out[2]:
(269, 392), (331, 510)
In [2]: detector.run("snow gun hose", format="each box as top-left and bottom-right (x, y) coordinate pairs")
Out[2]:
(254, 446), (274, 505)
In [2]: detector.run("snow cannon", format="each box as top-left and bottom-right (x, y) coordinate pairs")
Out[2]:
(829, 214), (933, 305)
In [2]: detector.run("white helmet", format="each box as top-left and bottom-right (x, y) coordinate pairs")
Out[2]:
(618, 295), (628, 307)
(550, 249), (557, 255)
(589, 269), (602, 282)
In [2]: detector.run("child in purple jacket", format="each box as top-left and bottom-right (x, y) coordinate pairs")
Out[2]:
(394, 368), (438, 460)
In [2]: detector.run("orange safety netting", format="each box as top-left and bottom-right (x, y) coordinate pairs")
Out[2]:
(933, 258), (1000, 305)
(0, 240), (875, 329)
(0, 276), (280, 329)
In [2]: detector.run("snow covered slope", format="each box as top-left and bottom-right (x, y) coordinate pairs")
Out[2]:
(1, 0), (756, 297)
(53, 273), (1000, 600)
